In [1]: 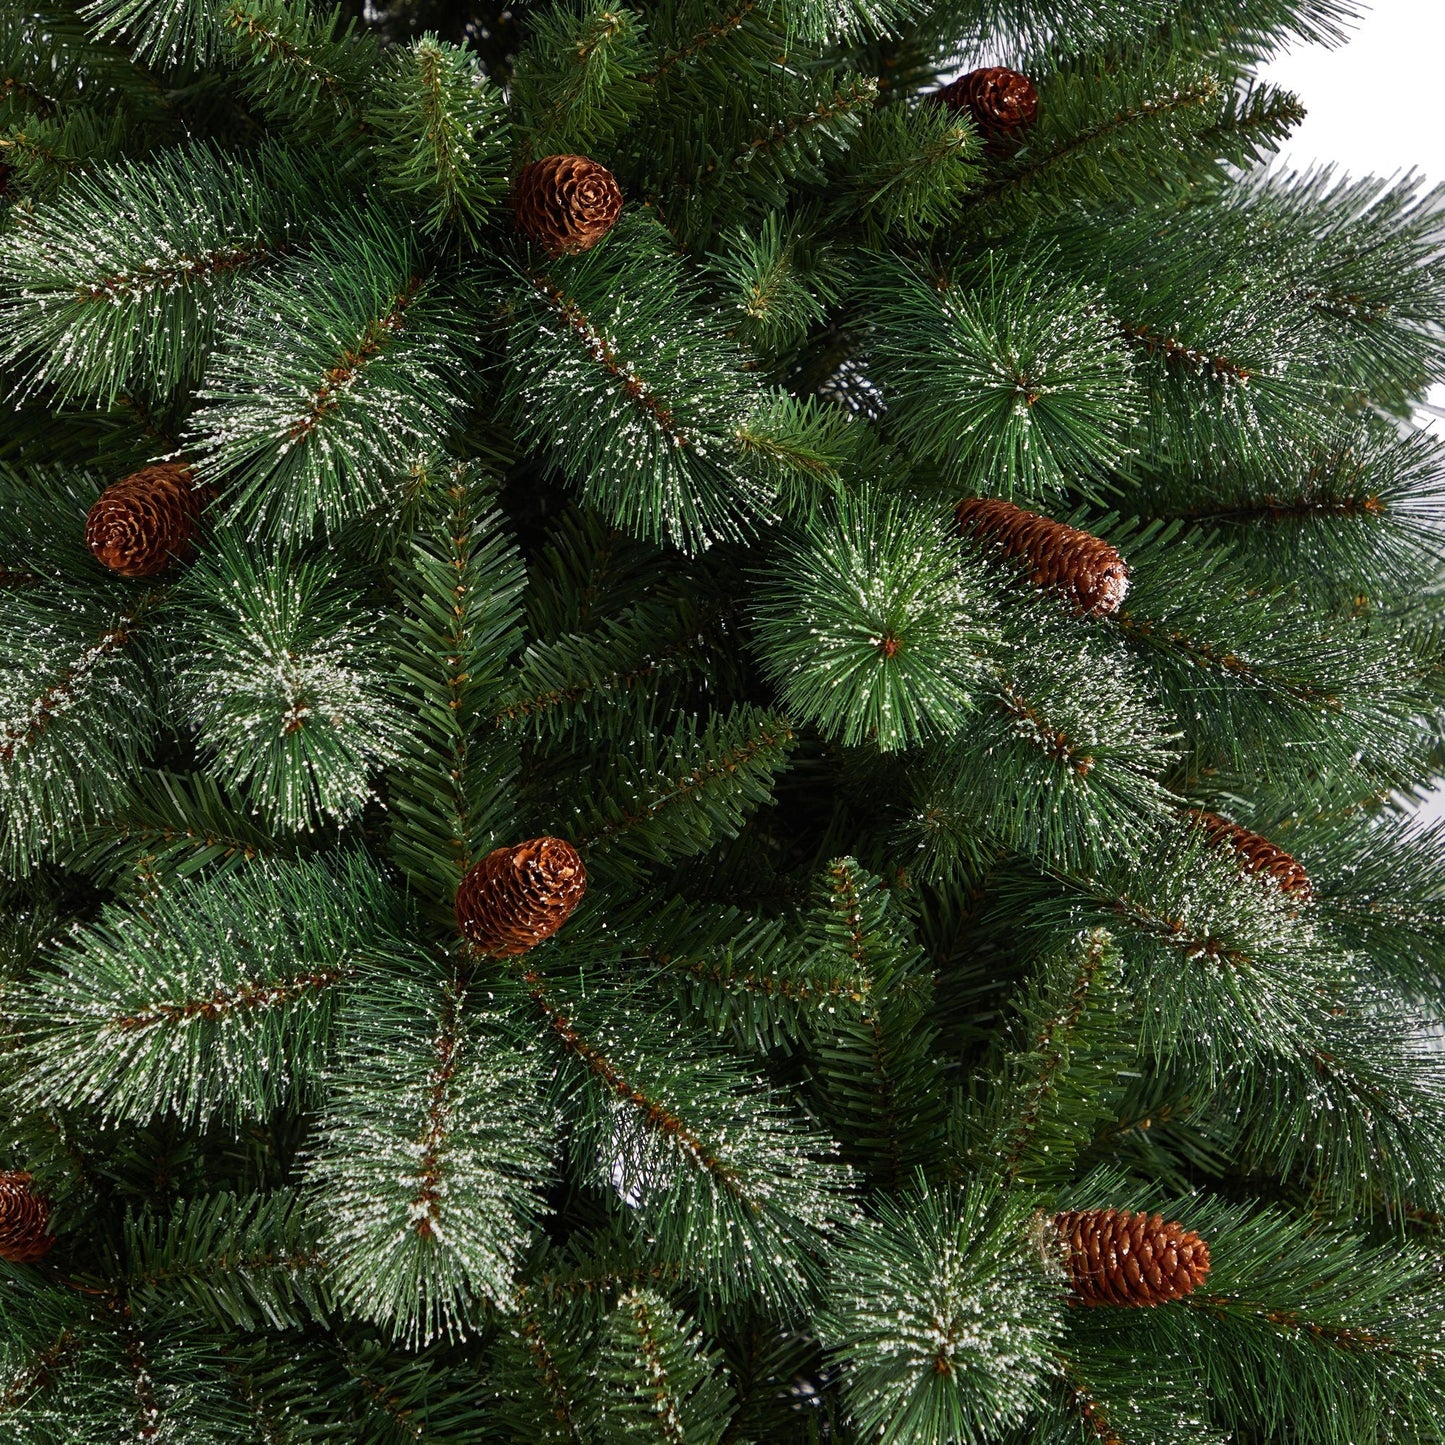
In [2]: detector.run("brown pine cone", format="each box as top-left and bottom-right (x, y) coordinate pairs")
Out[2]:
(512, 155), (623, 257)
(1054, 1208), (1209, 1307)
(85, 463), (207, 579)
(0, 1171), (54, 1264)
(1189, 810), (1312, 900)
(455, 837), (587, 955)
(933, 66), (1039, 145)
(956, 497), (1130, 617)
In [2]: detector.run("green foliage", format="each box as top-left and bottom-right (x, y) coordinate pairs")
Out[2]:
(173, 536), (406, 833)
(497, 593), (728, 743)
(902, 617), (1179, 880)
(595, 1289), (734, 1445)
(752, 491), (994, 750)
(819, 1179), (1064, 1445)
(792, 858), (948, 1183)
(365, 35), (510, 242)
(385, 461), (526, 908)
(561, 704), (795, 880)
(65, 768), (284, 891)
(1205, 167), (1445, 413)
(306, 970), (555, 1343)
(511, 0), (653, 156)
(122, 1189), (333, 1331)
(845, 98), (981, 240)
(220, 0), (377, 136)
(520, 505), (675, 641)
(961, 35), (1304, 226)
(11, 853), (407, 1126)
(783, 0), (924, 44)
(0, 142), (312, 404)
(1313, 812), (1445, 997)
(698, 71), (880, 214)
(0, 105), (131, 207)
(0, 581), (155, 871)
(4, 0), (1445, 1439)
(1053, 1193), (1445, 1445)
(1124, 423), (1445, 609)
(1106, 518), (1422, 792)
(865, 253), (1141, 501)
(704, 210), (846, 354)
(189, 217), (475, 538)
(530, 976), (856, 1310)
(2, 1300), (250, 1442)
(503, 216), (815, 552)
(80, 0), (227, 68)
(1031, 827), (1341, 1068)
(971, 928), (1137, 1188)
(0, 465), (157, 874)
(1037, 169), (1445, 474)
(487, 1285), (602, 1443)
(1188, 1200), (1445, 1441)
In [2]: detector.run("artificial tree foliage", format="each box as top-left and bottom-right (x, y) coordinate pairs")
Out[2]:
(3, 0), (1445, 1441)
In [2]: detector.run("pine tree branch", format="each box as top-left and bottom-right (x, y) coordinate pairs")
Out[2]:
(411, 980), (465, 1241)
(967, 77), (1223, 207)
(1117, 319), (1256, 383)
(342, 1347), (428, 1440)
(999, 930), (1113, 1182)
(0, 592), (156, 767)
(525, 970), (752, 1203)
(514, 1306), (587, 1441)
(644, 1), (760, 84)
(1058, 1357), (1125, 1445)
(109, 965), (353, 1032)
(995, 679), (1098, 777)
(288, 274), (423, 442)
(731, 75), (878, 167)
(615, 1293), (690, 1445)
(524, 273), (693, 447)
(0, 1328), (78, 1414)
(222, 3), (351, 105)
(1111, 609), (1342, 708)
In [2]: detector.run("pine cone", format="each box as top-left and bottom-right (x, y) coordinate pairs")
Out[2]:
(956, 497), (1130, 617)
(512, 155), (623, 257)
(933, 66), (1039, 145)
(85, 463), (207, 578)
(0, 1172), (54, 1264)
(1189, 810), (1311, 900)
(455, 837), (587, 955)
(1054, 1208), (1209, 1307)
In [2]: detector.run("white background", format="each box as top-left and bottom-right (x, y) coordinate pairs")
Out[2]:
(1260, 2), (1445, 195)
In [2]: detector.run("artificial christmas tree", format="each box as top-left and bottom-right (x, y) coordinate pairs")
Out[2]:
(3, 0), (1445, 1441)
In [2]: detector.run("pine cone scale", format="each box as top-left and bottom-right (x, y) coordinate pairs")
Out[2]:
(85, 463), (207, 578)
(513, 155), (623, 257)
(956, 497), (1130, 617)
(0, 1172), (54, 1264)
(1055, 1208), (1209, 1307)
(455, 836), (587, 955)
